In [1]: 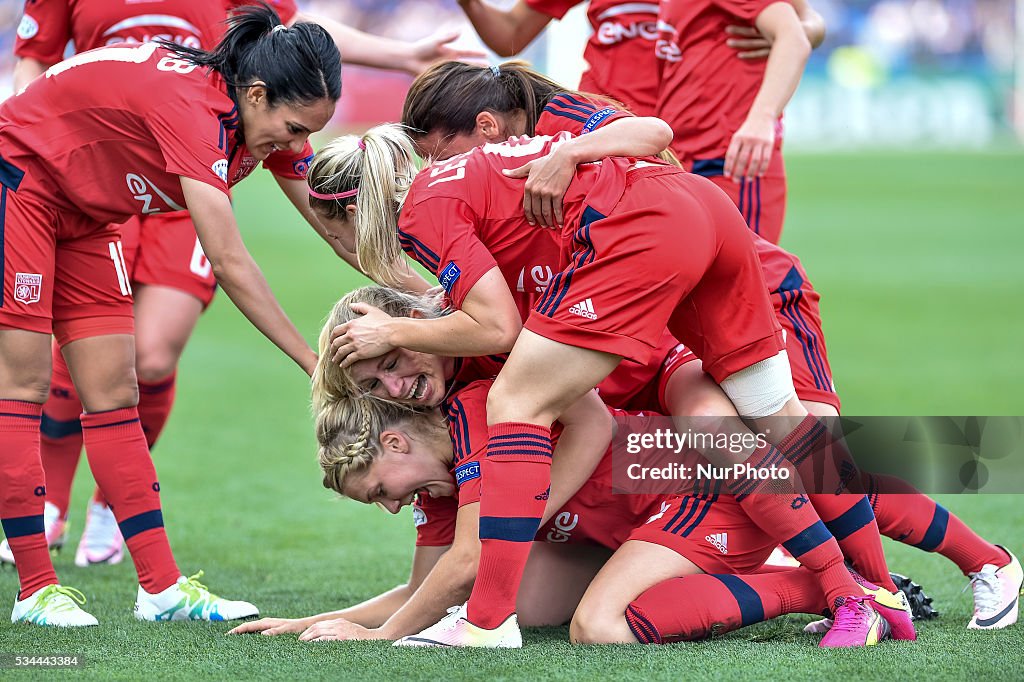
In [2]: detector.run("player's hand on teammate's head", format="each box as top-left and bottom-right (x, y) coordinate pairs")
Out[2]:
(405, 31), (488, 76)
(329, 303), (397, 368)
(725, 25), (772, 60)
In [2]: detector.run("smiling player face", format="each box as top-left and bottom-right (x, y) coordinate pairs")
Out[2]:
(239, 83), (335, 160)
(341, 433), (456, 514)
(347, 348), (452, 407)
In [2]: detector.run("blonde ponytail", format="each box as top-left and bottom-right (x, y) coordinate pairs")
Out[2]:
(307, 124), (420, 286)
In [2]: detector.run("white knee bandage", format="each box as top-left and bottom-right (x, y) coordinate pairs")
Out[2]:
(719, 350), (797, 418)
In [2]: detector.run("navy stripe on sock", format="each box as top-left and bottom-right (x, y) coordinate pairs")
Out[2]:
(824, 496), (875, 541)
(82, 417), (140, 430)
(913, 504), (949, 552)
(40, 413), (82, 438)
(782, 519), (833, 558)
(625, 605), (660, 644)
(118, 509), (164, 541)
(0, 412), (41, 421)
(711, 574), (765, 627)
(1, 514), (45, 539)
(479, 516), (541, 542)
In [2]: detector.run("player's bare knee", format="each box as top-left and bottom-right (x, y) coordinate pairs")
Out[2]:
(569, 609), (626, 645)
(134, 349), (178, 384)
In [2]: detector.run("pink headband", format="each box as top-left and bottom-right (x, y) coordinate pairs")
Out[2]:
(309, 187), (358, 201)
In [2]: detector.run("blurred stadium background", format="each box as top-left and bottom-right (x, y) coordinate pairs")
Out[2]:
(0, 1), (1022, 678)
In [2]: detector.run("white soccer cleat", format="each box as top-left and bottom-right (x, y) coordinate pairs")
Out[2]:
(393, 604), (523, 648)
(0, 502), (69, 565)
(74, 501), (124, 567)
(11, 584), (98, 627)
(134, 571), (259, 622)
(967, 547), (1022, 630)
(803, 617), (833, 634)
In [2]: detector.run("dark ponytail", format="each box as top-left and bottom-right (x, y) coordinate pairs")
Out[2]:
(402, 60), (619, 140)
(160, 3), (341, 106)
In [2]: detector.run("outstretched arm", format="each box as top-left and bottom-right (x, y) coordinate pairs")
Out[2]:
(456, 0), (553, 57)
(292, 12), (484, 76)
(181, 177), (317, 375)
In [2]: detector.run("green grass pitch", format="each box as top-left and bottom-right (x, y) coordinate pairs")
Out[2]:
(1, 150), (1022, 680)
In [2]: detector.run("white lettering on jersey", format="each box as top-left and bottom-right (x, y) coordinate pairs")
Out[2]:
(545, 511), (579, 543)
(189, 237), (212, 278)
(126, 172), (186, 215)
(46, 42), (158, 78)
(596, 20), (659, 45)
(102, 15), (203, 49)
(427, 158), (468, 188)
(655, 21), (682, 63)
(516, 265), (554, 294)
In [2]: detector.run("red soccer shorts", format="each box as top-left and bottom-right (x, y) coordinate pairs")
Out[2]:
(526, 166), (784, 382)
(120, 212), (217, 308)
(653, 269), (840, 412)
(703, 151), (787, 245)
(0, 163), (133, 345)
(628, 492), (776, 574)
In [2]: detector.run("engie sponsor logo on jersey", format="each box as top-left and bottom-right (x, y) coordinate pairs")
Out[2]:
(13, 273), (42, 305)
(126, 172), (185, 214)
(545, 511), (579, 543)
(439, 261), (461, 294)
(596, 19), (658, 45)
(292, 153), (315, 178)
(582, 108), (617, 134)
(454, 461), (480, 487)
(17, 14), (39, 40)
(211, 159), (228, 184)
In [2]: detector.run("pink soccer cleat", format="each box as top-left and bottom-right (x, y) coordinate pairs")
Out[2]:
(847, 568), (916, 641)
(819, 595), (890, 648)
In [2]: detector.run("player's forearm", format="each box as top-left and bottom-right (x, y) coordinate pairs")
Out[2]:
(13, 57), (50, 93)
(457, 0), (548, 56)
(387, 311), (519, 357)
(748, 10), (811, 120)
(562, 117), (674, 164)
(294, 11), (418, 74)
(542, 391), (612, 524)
(788, 0), (827, 49)
(211, 252), (318, 375)
(319, 584), (415, 628)
(376, 552), (477, 639)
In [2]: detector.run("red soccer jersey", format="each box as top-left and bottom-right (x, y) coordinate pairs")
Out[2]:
(398, 133), (631, 320)
(534, 91), (631, 137)
(526, 0), (661, 115)
(0, 42), (309, 225)
(14, 0), (297, 64)
(655, 0), (786, 165)
(415, 379), (664, 548)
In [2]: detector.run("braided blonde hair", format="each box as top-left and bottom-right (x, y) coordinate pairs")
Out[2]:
(316, 396), (445, 496)
(307, 124), (420, 286)
(311, 285), (446, 412)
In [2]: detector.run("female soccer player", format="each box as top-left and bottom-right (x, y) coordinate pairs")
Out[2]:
(0, 5), (339, 626)
(6, 0), (451, 569)
(655, 0), (826, 244)
(323, 285), (1020, 635)
(234, 374), (894, 647)
(306, 128), (908, 648)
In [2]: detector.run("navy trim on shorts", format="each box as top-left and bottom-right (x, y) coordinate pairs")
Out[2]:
(0, 185), (7, 308)
(0, 154), (25, 191)
(691, 158), (725, 177)
(535, 206), (604, 317)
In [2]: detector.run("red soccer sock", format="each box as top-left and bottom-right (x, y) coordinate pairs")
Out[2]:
(81, 407), (179, 593)
(466, 422), (552, 629)
(39, 345), (85, 517)
(0, 400), (59, 598)
(812, 493), (897, 592)
(626, 567), (827, 643)
(137, 373), (177, 449)
(728, 440), (859, 610)
(865, 473), (1008, 575)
